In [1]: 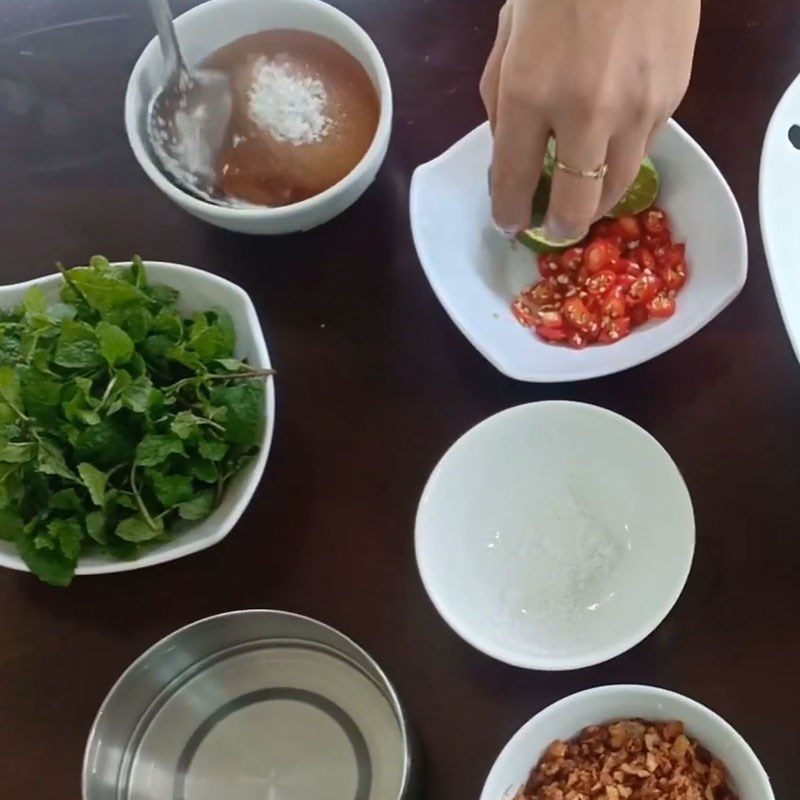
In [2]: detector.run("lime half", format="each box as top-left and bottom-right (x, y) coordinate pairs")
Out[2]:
(517, 167), (582, 253)
(512, 143), (659, 252)
(608, 157), (659, 217)
(517, 226), (583, 254)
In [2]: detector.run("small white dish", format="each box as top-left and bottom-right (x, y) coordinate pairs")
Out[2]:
(126, 0), (392, 235)
(410, 121), (747, 382)
(480, 685), (774, 800)
(0, 261), (275, 577)
(415, 402), (694, 670)
(761, 73), (800, 362)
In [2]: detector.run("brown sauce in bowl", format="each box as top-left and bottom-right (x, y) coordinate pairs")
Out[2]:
(202, 29), (380, 207)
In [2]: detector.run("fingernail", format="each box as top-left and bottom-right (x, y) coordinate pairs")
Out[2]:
(493, 220), (520, 239)
(545, 216), (584, 243)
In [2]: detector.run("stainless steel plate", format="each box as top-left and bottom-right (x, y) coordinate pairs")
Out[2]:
(83, 611), (414, 800)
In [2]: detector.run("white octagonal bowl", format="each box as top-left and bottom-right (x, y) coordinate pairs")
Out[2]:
(415, 402), (694, 671)
(0, 261), (275, 577)
(125, 0), (392, 235)
(410, 121), (747, 382)
(481, 685), (774, 800)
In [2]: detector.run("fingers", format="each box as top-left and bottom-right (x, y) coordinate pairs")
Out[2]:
(490, 92), (550, 233)
(544, 126), (609, 241)
(479, 2), (513, 133)
(645, 116), (668, 155)
(595, 132), (646, 218)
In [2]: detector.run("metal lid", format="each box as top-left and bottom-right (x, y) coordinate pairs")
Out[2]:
(83, 612), (412, 800)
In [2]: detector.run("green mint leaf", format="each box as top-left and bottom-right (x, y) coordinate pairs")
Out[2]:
(210, 381), (264, 445)
(78, 462), (107, 506)
(107, 490), (138, 511)
(190, 459), (218, 483)
(19, 367), (62, 425)
(129, 255), (147, 289)
(166, 344), (204, 371)
(74, 418), (139, 469)
(115, 306), (152, 343)
(0, 508), (23, 541)
(62, 266), (146, 313)
(18, 532), (75, 586)
(141, 334), (174, 367)
(51, 488), (83, 512)
(115, 514), (162, 542)
(37, 437), (77, 481)
(135, 433), (184, 467)
(189, 311), (235, 361)
(48, 302), (77, 324)
(33, 532), (56, 551)
(177, 489), (215, 521)
(119, 375), (156, 414)
(198, 437), (228, 462)
(63, 379), (102, 426)
(85, 510), (107, 545)
(0, 441), (36, 463)
(213, 358), (249, 373)
(47, 517), (84, 560)
(212, 310), (235, 353)
(0, 422), (22, 439)
(0, 331), (23, 367)
(149, 471), (194, 507)
(144, 283), (179, 307)
(96, 321), (134, 366)
(53, 321), (104, 370)
(0, 365), (22, 410)
(151, 308), (183, 341)
(170, 411), (204, 440)
(23, 286), (49, 319)
(89, 255), (112, 273)
(0, 463), (24, 510)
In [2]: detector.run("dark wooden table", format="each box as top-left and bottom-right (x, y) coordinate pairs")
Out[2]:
(1, 0), (799, 796)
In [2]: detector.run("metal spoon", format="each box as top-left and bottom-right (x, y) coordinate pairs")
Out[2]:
(146, 0), (233, 204)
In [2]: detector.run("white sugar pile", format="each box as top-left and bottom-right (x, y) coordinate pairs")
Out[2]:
(247, 57), (331, 145)
(487, 484), (624, 628)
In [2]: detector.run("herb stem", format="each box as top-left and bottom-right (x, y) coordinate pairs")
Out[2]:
(129, 465), (159, 531)
(207, 369), (276, 381)
(56, 262), (91, 307)
(2, 396), (30, 423)
(166, 368), (275, 394)
(100, 374), (117, 407)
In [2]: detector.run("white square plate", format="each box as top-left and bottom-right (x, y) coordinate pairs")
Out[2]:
(760, 72), (800, 362)
(410, 121), (747, 382)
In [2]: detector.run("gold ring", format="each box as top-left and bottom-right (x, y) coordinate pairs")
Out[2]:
(555, 158), (608, 180)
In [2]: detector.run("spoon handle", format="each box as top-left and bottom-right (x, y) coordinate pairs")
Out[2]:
(146, 0), (187, 78)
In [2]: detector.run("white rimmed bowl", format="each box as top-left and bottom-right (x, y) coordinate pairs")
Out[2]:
(415, 402), (694, 670)
(480, 685), (774, 800)
(0, 261), (275, 576)
(125, 0), (392, 234)
(410, 121), (747, 382)
(760, 72), (800, 362)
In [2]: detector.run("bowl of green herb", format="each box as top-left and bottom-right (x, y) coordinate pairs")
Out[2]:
(0, 257), (274, 586)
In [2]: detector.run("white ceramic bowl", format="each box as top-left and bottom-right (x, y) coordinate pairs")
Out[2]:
(410, 121), (747, 381)
(125, 0), (392, 234)
(760, 72), (800, 362)
(481, 685), (774, 800)
(0, 261), (275, 576)
(415, 402), (694, 670)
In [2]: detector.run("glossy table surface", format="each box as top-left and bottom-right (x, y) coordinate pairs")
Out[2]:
(0, 0), (798, 796)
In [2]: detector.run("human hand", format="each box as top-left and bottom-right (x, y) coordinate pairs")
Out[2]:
(480, 0), (701, 240)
